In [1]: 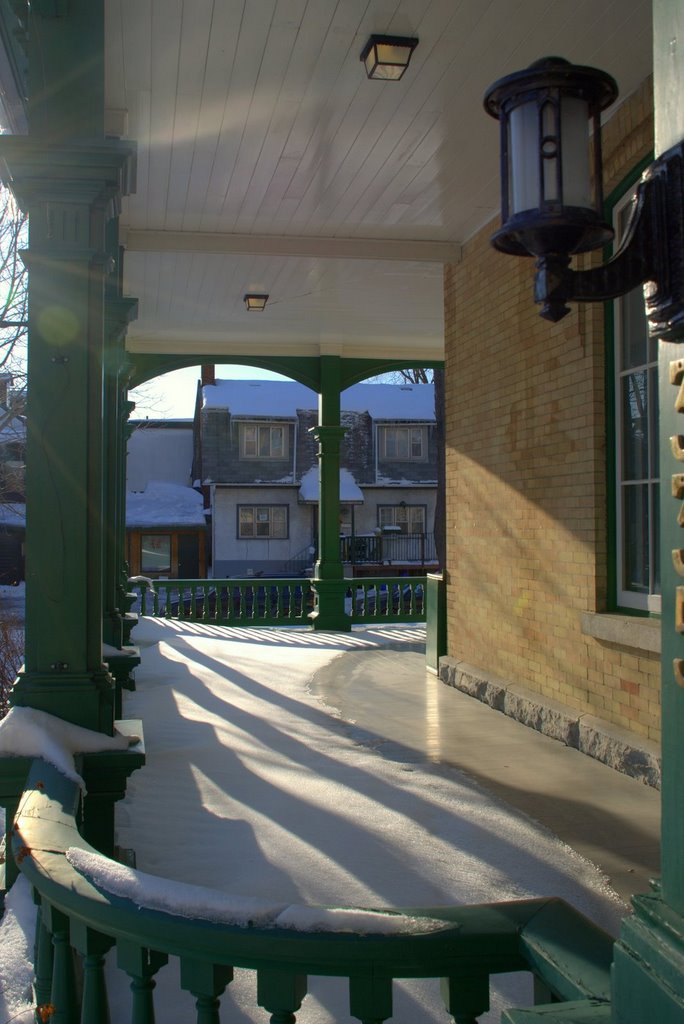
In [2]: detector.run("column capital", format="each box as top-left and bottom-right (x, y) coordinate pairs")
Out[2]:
(0, 137), (136, 210)
(105, 296), (139, 345)
(309, 424), (346, 453)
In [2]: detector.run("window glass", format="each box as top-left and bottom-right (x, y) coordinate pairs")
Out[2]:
(381, 426), (425, 460)
(614, 187), (659, 612)
(141, 534), (171, 572)
(378, 505), (426, 534)
(238, 505), (288, 539)
(240, 423), (288, 459)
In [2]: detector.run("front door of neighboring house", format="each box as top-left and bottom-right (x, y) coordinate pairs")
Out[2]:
(178, 533), (200, 578)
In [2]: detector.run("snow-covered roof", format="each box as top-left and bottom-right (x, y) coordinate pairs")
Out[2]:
(0, 502), (25, 527)
(203, 380), (435, 421)
(126, 482), (206, 528)
(0, 415), (25, 445)
(127, 424), (193, 491)
(298, 467), (364, 504)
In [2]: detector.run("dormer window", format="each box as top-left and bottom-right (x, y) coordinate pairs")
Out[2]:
(240, 423), (288, 459)
(380, 425), (426, 461)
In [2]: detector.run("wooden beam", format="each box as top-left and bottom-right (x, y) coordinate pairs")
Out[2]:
(121, 229), (461, 264)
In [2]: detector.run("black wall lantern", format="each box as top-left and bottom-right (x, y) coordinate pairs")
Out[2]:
(484, 56), (684, 338)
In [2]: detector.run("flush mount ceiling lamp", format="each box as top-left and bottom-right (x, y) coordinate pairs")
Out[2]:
(243, 293), (269, 312)
(360, 35), (418, 81)
(484, 56), (684, 337)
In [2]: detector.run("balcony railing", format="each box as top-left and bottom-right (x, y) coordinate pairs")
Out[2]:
(12, 756), (615, 1024)
(340, 532), (437, 565)
(131, 576), (427, 626)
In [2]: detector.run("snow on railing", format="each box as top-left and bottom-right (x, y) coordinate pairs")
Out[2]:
(9, 753), (615, 1024)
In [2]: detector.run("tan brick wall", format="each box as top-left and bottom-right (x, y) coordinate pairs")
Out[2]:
(443, 78), (660, 742)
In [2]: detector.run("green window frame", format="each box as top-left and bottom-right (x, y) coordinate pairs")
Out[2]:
(608, 157), (660, 614)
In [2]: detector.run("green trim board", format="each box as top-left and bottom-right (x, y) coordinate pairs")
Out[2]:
(603, 153), (656, 615)
(128, 353), (443, 393)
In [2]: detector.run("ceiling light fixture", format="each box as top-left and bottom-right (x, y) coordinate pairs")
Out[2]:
(360, 34), (418, 81)
(243, 293), (269, 312)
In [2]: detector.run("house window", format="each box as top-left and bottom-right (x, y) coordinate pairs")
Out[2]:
(378, 504), (426, 534)
(1, 460), (24, 495)
(613, 187), (660, 612)
(238, 505), (288, 539)
(141, 534), (171, 573)
(380, 425), (426, 461)
(240, 423), (287, 459)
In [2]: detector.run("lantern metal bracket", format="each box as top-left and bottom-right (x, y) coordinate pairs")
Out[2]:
(534, 141), (684, 338)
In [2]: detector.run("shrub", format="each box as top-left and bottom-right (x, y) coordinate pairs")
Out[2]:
(0, 614), (23, 719)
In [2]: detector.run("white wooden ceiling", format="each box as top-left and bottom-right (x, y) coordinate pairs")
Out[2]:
(106, 0), (653, 364)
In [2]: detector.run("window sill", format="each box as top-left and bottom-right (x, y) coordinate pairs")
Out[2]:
(581, 612), (660, 654)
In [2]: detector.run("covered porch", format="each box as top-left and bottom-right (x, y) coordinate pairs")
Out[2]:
(0, 1), (683, 1023)
(3, 615), (658, 1023)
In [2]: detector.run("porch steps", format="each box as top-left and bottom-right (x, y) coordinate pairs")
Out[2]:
(504, 999), (610, 1023)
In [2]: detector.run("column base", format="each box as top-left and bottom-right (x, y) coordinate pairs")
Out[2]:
(103, 645), (140, 717)
(612, 887), (684, 1023)
(309, 578), (352, 632)
(78, 719), (145, 856)
(11, 667), (116, 733)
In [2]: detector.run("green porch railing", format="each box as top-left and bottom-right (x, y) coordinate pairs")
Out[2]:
(134, 578), (315, 626)
(12, 757), (614, 1024)
(131, 576), (427, 627)
(346, 577), (425, 624)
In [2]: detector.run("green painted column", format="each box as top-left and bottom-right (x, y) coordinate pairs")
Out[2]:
(119, 399), (137, 611)
(309, 356), (350, 631)
(611, 3), (684, 1020)
(103, 229), (138, 649)
(0, 0), (135, 732)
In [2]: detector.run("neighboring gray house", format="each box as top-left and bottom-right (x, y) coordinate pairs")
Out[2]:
(126, 420), (208, 578)
(195, 378), (438, 578)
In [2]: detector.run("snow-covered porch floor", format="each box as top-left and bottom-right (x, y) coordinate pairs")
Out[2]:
(3, 617), (626, 1024)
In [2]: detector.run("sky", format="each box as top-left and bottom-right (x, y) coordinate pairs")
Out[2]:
(0, 619), (624, 1024)
(129, 364), (292, 420)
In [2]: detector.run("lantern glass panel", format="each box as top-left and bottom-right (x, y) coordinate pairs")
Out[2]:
(366, 41), (409, 79)
(509, 101), (539, 214)
(509, 95), (592, 216)
(541, 100), (559, 202)
(560, 96), (592, 208)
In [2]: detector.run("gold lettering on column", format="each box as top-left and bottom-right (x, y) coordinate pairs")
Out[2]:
(670, 358), (684, 411)
(671, 360), (684, 687)
(676, 587), (684, 632)
(674, 659), (684, 689)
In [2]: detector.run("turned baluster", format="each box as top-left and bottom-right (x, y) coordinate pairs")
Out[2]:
(117, 942), (168, 1024)
(70, 922), (114, 1024)
(179, 958), (233, 1024)
(33, 902), (54, 1010)
(257, 968), (307, 1024)
(42, 906), (78, 1024)
(441, 973), (489, 1023)
(349, 974), (392, 1024)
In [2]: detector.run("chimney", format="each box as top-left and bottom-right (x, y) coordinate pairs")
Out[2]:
(201, 364), (216, 386)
